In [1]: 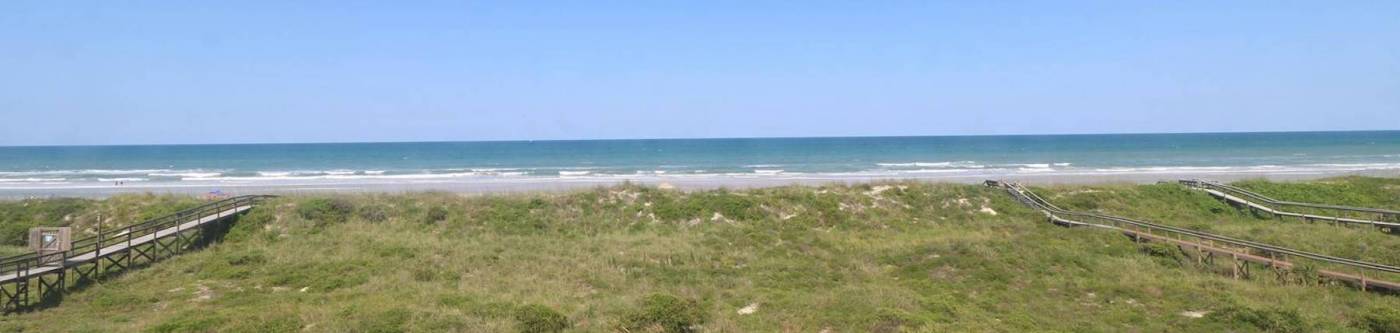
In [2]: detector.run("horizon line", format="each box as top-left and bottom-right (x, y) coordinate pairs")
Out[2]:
(3, 129), (1398, 148)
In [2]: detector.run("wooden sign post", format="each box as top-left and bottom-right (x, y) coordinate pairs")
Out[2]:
(29, 227), (72, 265)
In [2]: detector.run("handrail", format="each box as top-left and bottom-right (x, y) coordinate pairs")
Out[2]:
(1182, 180), (1400, 215)
(989, 181), (1400, 276)
(0, 195), (275, 277)
(1180, 179), (1400, 229)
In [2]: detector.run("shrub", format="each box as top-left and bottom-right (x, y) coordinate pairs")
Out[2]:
(439, 294), (516, 319)
(199, 250), (267, 279)
(225, 206), (275, 242)
(424, 205), (449, 224)
(147, 311), (227, 333)
(351, 308), (412, 333)
(0, 224), (31, 247)
(223, 250), (267, 266)
(870, 308), (919, 333)
(1140, 242), (1184, 266)
(297, 198), (355, 224)
(1354, 306), (1400, 333)
(620, 294), (707, 333)
(1288, 264), (1321, 286)
(90, 290), (155, 311)
(358, 205), (390, 223)
(479, 199), (551, 234)
(513, 304), (570, 333)
(1209, 305), (1308, 333)
(265, 260), (371, 291)
(225, 313), (301, 333)
(651, 191), (762, 222)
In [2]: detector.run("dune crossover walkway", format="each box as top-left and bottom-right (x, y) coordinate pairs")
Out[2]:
(0, 195), (274, 314)
(1180, 179), (1400, 233)
(986, 180), (1400, 292)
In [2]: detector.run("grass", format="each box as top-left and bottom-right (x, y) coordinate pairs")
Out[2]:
(1030, 180), (1400, 267)
(0, 178), (1396, 332)
(0, 194), (203, 257)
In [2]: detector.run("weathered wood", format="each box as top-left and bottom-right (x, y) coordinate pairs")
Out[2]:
(1182, 180), (1400, 231)
(995, 181), (1400, 292)
(0, 196), (271, 314)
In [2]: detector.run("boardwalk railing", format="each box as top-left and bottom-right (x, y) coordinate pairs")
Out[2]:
(0, 195), (274, 313)
(1180, 179), (1400, 232)
(986, 180), (1400, 292)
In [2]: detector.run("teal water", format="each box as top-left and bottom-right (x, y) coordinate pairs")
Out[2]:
(1, 131), (1398, 185)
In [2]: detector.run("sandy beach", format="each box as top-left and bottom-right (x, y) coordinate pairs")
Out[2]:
(3, 168), (1396, 199)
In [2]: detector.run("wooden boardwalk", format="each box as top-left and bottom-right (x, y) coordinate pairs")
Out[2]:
(1180, 179), (1400, 231)
(987, 180), (1400, 292)
(0, 195), (272, 313)
(0, 206), (252, 284)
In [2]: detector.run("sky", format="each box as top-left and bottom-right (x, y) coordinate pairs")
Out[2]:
(1, 1), (1398, 146)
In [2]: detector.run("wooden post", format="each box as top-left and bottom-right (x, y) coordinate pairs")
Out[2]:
(96, 213), (102, 258)
(125, 231), (132, 269)
(1232, 254), (1239, 279)
(1194, 240), (1204, 266)
(1242, 260), (1250, 279)
(1360, 270), (1367, 292)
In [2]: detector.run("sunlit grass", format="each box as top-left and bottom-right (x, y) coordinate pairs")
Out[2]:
(0, 179), (1396, 332)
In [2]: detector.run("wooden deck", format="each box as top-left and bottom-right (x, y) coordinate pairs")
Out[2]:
(990, 180), (1400, 292)
(1181, 179), (1400, 230)
(0, 195), (272, 314)
(0, 206), (253, 284)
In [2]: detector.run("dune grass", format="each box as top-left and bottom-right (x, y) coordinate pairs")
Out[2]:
(0, 194), (203, 257)
(0, 179), (1396, 332)
(1029, 179), (1400, 267)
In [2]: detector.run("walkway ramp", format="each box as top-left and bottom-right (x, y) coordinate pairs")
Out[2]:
(1180, 179), (1400, 232)
(986, 180), (1400, 292)
(0, 195), (273, 313)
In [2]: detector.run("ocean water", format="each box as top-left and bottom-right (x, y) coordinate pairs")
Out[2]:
(1, 131), (1399, 187)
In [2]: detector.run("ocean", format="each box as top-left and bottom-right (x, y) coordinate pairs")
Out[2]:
(2, 131), (1399, 190)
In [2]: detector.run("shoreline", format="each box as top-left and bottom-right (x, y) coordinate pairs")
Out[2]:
(2, 169), (1397, 199)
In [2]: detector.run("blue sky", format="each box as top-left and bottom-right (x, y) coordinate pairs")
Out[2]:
(2, 1), (1397, 145)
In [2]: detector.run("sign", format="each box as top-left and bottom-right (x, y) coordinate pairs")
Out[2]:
(29, 227), (72, 265)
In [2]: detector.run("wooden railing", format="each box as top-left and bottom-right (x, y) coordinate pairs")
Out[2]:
(0, 195), (273, 313)
(987, 180), (1400, 291)
(1180, 179), (1399, 231)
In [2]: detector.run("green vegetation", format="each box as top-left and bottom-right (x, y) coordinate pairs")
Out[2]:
(1354, 306), (1400, 333)
(1234, 176), (1400, 209)
(1207, 305), (1309, 333)
(1030, 179), (1400, 267)
(0, 194), (201, 256)
(619, 294), (706, 332)
(514, 304), (570, 333)
(0, 178), (1397, 332)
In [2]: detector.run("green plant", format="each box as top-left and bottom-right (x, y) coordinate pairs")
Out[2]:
(297, 198), (355, 224)
(424, 205), (449, 224)
(1209, 305), (1308, 333)
(358, 205), (390, 223)
(146, 311), (227, 333)
(265, 260), (371, 291)
(225, 313), (301, 333)
(356, 308), (412, 333)
(869, 308), (924, 333)
(1354, 306), (1400, 333)
(620, 294), (707, 333)
(2, 179), (1398, 332)
(1140, 242), (1184, 266)
(513, 304), (570, 333)
(224, 206), (275, 242)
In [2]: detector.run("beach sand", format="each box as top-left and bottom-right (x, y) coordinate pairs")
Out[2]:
(2, 169), (1396, 199)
